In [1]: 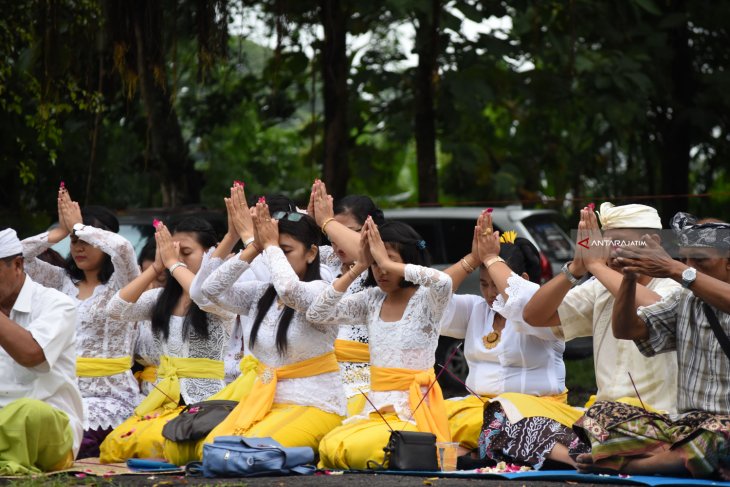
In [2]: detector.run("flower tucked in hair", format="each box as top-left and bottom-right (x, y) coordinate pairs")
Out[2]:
(500, 230), (517, 244)
(416, 240), (427, 250)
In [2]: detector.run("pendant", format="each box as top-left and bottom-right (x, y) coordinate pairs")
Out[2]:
(482, 330), (501, 349)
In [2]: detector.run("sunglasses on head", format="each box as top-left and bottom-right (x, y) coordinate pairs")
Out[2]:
(271, 211), (305, 222)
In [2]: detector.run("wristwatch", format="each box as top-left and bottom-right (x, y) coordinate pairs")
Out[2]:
(561, 261), (582, 286)
(681, 266), (697, 288)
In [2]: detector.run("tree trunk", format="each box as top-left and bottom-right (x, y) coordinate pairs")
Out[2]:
(320, 0), (349, 199)
(131, 1), (198, 207)
(659, 2), (691, 224)
(414, 0), (440, 204)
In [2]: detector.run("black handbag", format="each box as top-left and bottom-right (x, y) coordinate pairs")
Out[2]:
(161, 400), (238, 442)
(382, 430), (438, 471)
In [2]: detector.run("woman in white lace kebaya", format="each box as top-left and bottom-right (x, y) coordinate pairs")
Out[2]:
(309, 218), (453, 470)
(442, 211), (583, 470)
(21, 186), (140, 458)
(99, 218), (234, 462)
(165, 200), (346, 463)
(308, 181), (386, 416)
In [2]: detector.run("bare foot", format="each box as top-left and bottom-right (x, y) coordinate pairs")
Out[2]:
(575, 453), (620, 474)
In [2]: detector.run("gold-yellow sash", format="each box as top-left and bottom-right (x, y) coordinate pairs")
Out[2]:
(134, 365), (158, 385)
(76, 356), (131, 377)
(213, 352), (339, 436)
(370, 366), (451, 443)
(134, 355), (225, 416)
(209, 355), (261, 402)
(334, 339), (370, 363)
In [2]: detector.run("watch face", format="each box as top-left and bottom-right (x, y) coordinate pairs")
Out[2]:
(682, 267), (696, 281)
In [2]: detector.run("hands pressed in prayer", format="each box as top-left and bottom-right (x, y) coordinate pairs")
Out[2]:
(253, 201), (279, 249)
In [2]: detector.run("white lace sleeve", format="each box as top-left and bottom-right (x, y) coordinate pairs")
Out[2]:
(134, 321), (160, 367)
(21, 232), (71, 290)
(201, 253), (267, 315)
(318, 245), (342, 269)
(404, 264), (453, 316)
(73, 225), (140, 290)
(265, 246), (326, 313)
(492, 273), (556, 339)
(188, 248), (236, 320)
(106, 288), (162, 322)
(306, 285), (371, 325)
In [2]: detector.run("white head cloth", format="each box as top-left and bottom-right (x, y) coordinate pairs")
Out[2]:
(0, 229), (23, 259)
(597, 202), (662, 230)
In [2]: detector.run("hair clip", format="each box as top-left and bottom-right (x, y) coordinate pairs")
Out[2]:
(153, 219), (162, 229)
(416, 240), (427, 250)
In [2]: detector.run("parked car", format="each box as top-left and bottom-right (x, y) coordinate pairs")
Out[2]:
(51, 207), (228, 259)
(382, 206), (590, 392)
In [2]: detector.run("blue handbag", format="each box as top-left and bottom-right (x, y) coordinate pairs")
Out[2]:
(201, 436), (316, 478)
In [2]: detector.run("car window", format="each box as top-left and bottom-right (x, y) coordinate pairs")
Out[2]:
(520, 215), (573, 261)
(121, 225), (155, 256)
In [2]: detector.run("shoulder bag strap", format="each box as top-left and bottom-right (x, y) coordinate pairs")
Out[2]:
(702, 303), (730, 361)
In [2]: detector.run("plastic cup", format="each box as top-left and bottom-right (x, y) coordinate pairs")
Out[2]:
(436, 441), (459, 471)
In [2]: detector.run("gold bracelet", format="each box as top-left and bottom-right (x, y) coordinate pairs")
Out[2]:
(348, 264), (361, 280)
(460, 257), (475, 273)
(485, 256), (506, 269)
(321, 217), (336, 236)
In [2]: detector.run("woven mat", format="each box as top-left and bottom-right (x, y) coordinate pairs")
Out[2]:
(1, 457), (184, 479)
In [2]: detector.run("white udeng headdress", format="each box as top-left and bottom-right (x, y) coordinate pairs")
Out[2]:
(597, 202), (662, 230)
(0, 228), (23, 259)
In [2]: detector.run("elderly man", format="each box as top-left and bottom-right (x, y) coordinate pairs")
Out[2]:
(0, 228), (83, 475)
(523, 203), (679, 412)
(574, 213), (730, 478)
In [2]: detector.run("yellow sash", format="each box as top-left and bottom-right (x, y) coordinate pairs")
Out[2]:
(334, 339), (370, 363)
(134, 365), (158, 385)
(134, 355), (225, 416)
(76, 356), (131, 377)
(215, 352), (339, 435)
(209, 355), (261, 401)
(370, 366), (451, 443)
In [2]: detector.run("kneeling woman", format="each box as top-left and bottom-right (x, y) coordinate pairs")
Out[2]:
(443, 211), (583, 469)
(100, 218), (234, 462)
(171, 201), (347, 459)
(308, 218), (453, 470)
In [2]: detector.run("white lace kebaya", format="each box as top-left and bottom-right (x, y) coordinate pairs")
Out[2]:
(306, 264), (452, 424)
(200, 246), (347, 417)
(319, 246), (371, 400)
(106, 288), (234, 405)
(21, 227), (141, 431)
(440, 272), (566, 397)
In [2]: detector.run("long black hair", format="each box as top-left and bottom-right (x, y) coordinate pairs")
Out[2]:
(151, 217), (217, 341)
(66, 206), (119, 284)
(498, 237), (541, 284)
(363, 221), (431, 288)
(249, 214), (321, 355)
(334, 195), (385, 226)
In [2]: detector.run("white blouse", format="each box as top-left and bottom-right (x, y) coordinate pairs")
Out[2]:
(319, 246), (371, 399)
(22, 227), (141, 430)
(106, 288), (234, 404)
(306, 264), (452, 424)
(201, 246), (347, 417)
(441, 273), (565, 397)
